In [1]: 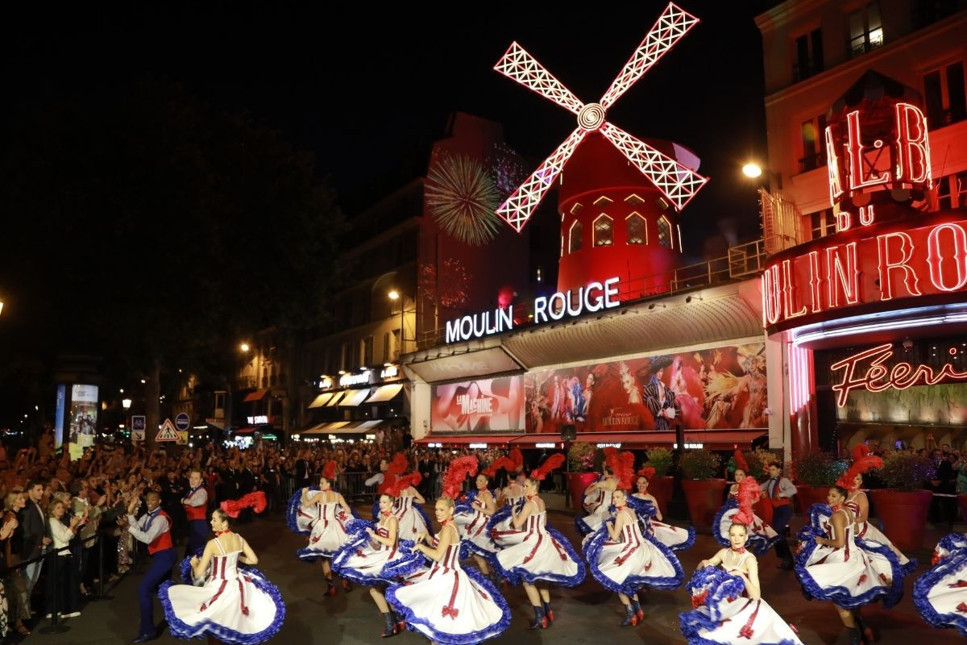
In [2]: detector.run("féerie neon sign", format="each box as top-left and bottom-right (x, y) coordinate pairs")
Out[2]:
(830, 343), (967, 406)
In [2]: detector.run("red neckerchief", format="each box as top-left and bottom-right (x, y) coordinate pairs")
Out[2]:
(615, 504), (626, 511)
(730, 546), (746, 554)
(441, 518), (454, 527)
(380, 511), (392, 518)
(215, 530), (231, 537)
(526, 494), (538, 500)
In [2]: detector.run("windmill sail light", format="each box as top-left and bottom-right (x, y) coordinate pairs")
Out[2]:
(444, 277), (621, 343)
(493, 2), (708, 233)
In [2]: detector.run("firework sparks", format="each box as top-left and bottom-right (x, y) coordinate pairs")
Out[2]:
(426, 152), (503, 246)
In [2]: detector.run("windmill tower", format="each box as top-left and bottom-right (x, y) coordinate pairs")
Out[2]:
(495, 2), (708, 299)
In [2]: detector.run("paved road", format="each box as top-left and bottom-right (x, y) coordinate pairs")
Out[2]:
(18, 504), (966, 645)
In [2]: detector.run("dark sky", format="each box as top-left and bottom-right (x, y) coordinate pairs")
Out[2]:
(3, 1), (776, 253)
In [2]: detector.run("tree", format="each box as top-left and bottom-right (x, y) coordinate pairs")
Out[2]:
(0, 77), (345, 440)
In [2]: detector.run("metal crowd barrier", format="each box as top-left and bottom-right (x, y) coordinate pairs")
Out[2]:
(336, 471), (380, 504)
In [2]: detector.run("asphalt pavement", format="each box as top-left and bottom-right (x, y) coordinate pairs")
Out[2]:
(14, 502), (966, 645)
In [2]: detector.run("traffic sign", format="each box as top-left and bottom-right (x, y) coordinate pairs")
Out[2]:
(156, 419), (180, 442)
(174, 412), (190, 431)
(132, 415), (146, 431)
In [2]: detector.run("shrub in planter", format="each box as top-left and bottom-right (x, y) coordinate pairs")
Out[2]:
(871, 450), (936, 552)
(877, 450), (936, 491)
(680, 450), (722, 480)
(727, 448), (779, 482)
(644, 447), (674, 477)
(791, 450), (845, 487)
(567, 442), (596, 473)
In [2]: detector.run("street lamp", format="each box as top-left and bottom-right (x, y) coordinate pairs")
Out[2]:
(741, 161), (798, 254)
(388, 289), (409, 358)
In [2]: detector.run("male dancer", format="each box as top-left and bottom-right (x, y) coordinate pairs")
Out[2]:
(123, 490), (177, 643)
(761, 461), (797, 569)
(181, 469), (208, 558)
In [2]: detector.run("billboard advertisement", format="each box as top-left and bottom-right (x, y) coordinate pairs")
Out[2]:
(524, 342), (767, 433)
(54, 384), (66, 452)
(68, 384), (99, 460)
(431, 375), (524, 432)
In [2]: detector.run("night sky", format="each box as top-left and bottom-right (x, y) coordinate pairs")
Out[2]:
(0, 2), (779, 426)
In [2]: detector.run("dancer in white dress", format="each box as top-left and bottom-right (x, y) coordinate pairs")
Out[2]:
(371, 453), (432, 541)
(575, 459), (618, 536)
(453, 472), (498, 580)
(795, 485), (910, 644)
(332, 485), (423, 639)
(913, 532), (967, 638)
(680, 477), (802, 645)
(632, 468), (695, 551)
(492, 453), (585, 630)
(713, 451), (779, 556)
(839, 445), (914, 570)
(583, 449), (684, 628)
(296, 461), (355, 596)
(160, 508), (284, 644)
(486, 449), (526, 543)
(387, 456), (510, 645)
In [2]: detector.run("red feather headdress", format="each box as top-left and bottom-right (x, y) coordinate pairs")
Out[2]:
(322, 460), (337, 481)
(637, 466), (656, 480)
(530, 453), (565, 481)
(509, 447), (524, 473)
(484, 455), (518, 478)
(733, 449), (749, 473)
(732, 476), (761, 526)
(385, 472), (422, 498)
(606, 450), (636, 490)
(836, 444), (883, 491)
(442, 456), (478, 500)
(378, 452), (412, 494)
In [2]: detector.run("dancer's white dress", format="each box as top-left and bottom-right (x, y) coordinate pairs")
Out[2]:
(846, 493), (914, 568)
(487, 492), (524, 542)
(913, 533), (967, 638)
(387, 537), (510, 644)
(575, 484), (614, 535)
(713, 489), (780, 556)
(583, 507), (684, 595)
(680, 557), (803, 645)
(160, 537), (285, 644)
(492, 501), (585, 587)
(393, 495), (430, 540)
(297, 497), (351, 561)
(629, 494), (695, 551)
(794, 503), (909, 609)
(332, 518), (423, 585)
(453, 491), (498, 560)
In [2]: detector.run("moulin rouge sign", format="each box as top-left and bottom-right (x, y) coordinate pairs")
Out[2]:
(762, 103), (967, 328)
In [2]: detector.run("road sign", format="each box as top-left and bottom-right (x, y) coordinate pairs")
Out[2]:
(156, 419), (179, 442)
(132, 427), (145, 442)
(177, 430), (189, 445)
(174, 412), (190, 431)
(132, 415), (146, 431)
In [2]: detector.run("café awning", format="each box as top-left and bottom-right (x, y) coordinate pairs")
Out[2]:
(324, 392), (346, 407)
(365, 383), (403, 403)
(307, 392), (335, 409)
(243, 389), (269, 403)
(338, 389), (372, 407)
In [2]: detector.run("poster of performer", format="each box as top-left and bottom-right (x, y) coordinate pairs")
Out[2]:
(431, 375), (524, 432)
(523, 342), (767, 434)
(68, 384), (99, 460)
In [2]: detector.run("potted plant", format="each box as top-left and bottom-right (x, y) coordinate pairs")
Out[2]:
(566, 442), (599, 510)
(643, 447), (675, 513)
(869, 451), (935, 552)
(679, 449), (725, 530)
(791, 450), (845, 514)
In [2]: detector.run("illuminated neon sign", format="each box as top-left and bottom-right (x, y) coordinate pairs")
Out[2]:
(445, 276), (620, 343)
(830, 343), (967, 406)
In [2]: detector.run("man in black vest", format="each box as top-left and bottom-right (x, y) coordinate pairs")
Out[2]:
(19, 479), (51, 602)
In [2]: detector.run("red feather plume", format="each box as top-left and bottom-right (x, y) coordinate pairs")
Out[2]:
(852, 444), (872, 461)
(323, 460), (337, 481)
(733, 449), (749, 473)
(606, 450), (635, 490)
(484, 455), (517, 478)
(509, 448), (524, 473)
(530, 453), (565, 481)
(442, 456), (478, 500)
(385, 452), (409, 479)
(836, 453), (883, 491)
(637, 467), (656, 480)
(732, 476), (760, 526)
(386, 472), (422, 497)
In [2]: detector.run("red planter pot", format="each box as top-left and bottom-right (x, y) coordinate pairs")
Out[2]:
(567, 472), (600, 511)
(681, 479), (727, 530)
(869, 489), (933, 553)
(795, 484), (831, 517)
(648, 476), (674, 517)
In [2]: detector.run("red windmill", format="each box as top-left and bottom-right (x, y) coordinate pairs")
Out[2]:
(494, 2), (709, 298)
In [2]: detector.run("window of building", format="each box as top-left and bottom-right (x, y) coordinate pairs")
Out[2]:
(793, 28), (824, 81)
(809, 208), (837, 240)
(848, 2), (884, 58)
(592, 214), (613, 247)
(392, 329), (401, 360)
(800, 114), (828, 173)
(934, 172), (967, 211)
(911, 0), (959, 30)
(924, 61), (967, 128)
(938, 173), (953, 210)
(657, 216), (672, 249)
(626, 213), (646, 244)
(363, 336), (374, 367)
(382, 332), (391, 364)
(341, 341), (353, 371)
(568, 220), (583, 253)
(957, 171), (967, 208)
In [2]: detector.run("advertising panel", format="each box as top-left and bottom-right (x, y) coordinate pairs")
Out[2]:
(431, 375), (524, 432)
(68, 384), (99, 460)
(524, 342), (767, 434)
(54, 384), (66, 451)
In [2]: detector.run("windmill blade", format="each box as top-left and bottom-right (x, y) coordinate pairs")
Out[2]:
(599, 3), (700, 110)
(601, 122), (708, 211)
(494, 42), (585, 116)
(496, 127), (589, 233)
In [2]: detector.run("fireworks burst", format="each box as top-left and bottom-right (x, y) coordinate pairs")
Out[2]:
(426, 152), (503, 246)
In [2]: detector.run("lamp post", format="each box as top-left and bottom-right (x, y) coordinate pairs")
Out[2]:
(388, 289), (408, 358)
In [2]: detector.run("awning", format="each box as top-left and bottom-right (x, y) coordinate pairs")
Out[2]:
(510, 435), (564, 447)
(243, 389), (269, 403)
(365, 383), (403, 403)
(307, 392), (335, 409)
(563, 430), (766, 449)
(324, 392), (346, 407)
(415, 434), (523, 446)
(296, 423), (330, 435)
(338, 389), (371, 407)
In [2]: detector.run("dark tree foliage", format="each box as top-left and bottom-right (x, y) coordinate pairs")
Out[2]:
(0, 77), (345, 427)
